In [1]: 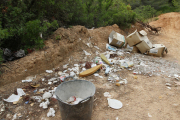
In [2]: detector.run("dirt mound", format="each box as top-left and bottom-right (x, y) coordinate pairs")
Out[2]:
(150, 12), (180, 36)
(148, 12), (180, 63)
(0, 24), (144, 86)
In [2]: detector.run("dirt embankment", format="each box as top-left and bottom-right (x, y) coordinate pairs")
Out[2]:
(0, 23), (143, 86)
(149, 12), (180, 63)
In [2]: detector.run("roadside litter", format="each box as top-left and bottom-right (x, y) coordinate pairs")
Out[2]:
(2, 48), (25, 62)
(109, 31), (126, 48)
(4, 88), (26, 102)
(47, 108), (55, 117)
(66, 96), (83, 105)
(126, 29), (167, 57)
(107, 98), (123, 109)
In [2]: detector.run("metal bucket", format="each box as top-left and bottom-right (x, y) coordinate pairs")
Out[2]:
(55, 76), (96, 120)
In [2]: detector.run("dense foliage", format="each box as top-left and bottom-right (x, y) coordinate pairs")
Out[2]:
(0, 0), (179, 64)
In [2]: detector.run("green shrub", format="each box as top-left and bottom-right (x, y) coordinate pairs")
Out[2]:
(134, 5), (157, 21)
(56, 35), (61, 40)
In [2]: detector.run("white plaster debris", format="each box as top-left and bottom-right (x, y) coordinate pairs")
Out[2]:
(39, 99), (50, 109)
(43, 92), (52, 99)
(47, 108), (55, 117)
(46, 70), (53, 73)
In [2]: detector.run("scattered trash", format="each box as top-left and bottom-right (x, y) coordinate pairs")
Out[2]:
(63, 64), (68, 69)
(33, 89), (38, 93)
(109, 31), (126, 48)
(136, 37), (152, 54)
(4, 88), (26, 102)
(166, 83), (171, 86)
(100, 54), (110, 65)
(46, 70), (53, 73)
(17, 88), (26, 96)
(70, 71), (76, 77)
(42, 78), (45, 81)
(13, 97), (23, 105)
(91, 63), (97, 68)
(31, 96), (42, 102)
(115, 83), (121, 86)
(14, 49), (25, 58)
(83, 50), (91, 56)
(66, 96), (83, 105)
(43, 92), (52, 99)
(126, 29), (147, 47)
(60, 76), (66, 82)
(105, 66), (110, 75)
(85, 62), (92, 69)
(39, 99), (50, 109)
(48, 82), (52, 85)
(125, 29), (167, 56)
(30, 103), (34, 106)
(0, 101), (5, 112)
(106, 44), (117, 51)
(125, 45), (140, 53)
(22, 79), (32, 83)
(12, 113), (17, 120)
(94, 73), (103, 78)
(3, 48), (25, 61)
(94, 46), (100, 50)
(30, 83), (40, 88)
(107, 98), (123, 109)
(110, 54), (118, 58)
(25, 101), (29, 104)
(134, 76), (138, 79)
(167, 87), (171, 89)
(79, 64), (102, 77)
(104, 92), (111, 98)
(48, 78), (57, 82)
(148, 113), (152, 117)
(47, 108), (55, 117)
(148, 44), (168, 57)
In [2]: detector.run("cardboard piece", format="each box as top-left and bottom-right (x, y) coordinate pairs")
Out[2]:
(126, 30), (148, 47)
(139, 30), (147, 36)
(109, 31), (126, 48)
(148, 44), (168, 57)
(126, 44), (140, 53)
(136, 37), (153, 53)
